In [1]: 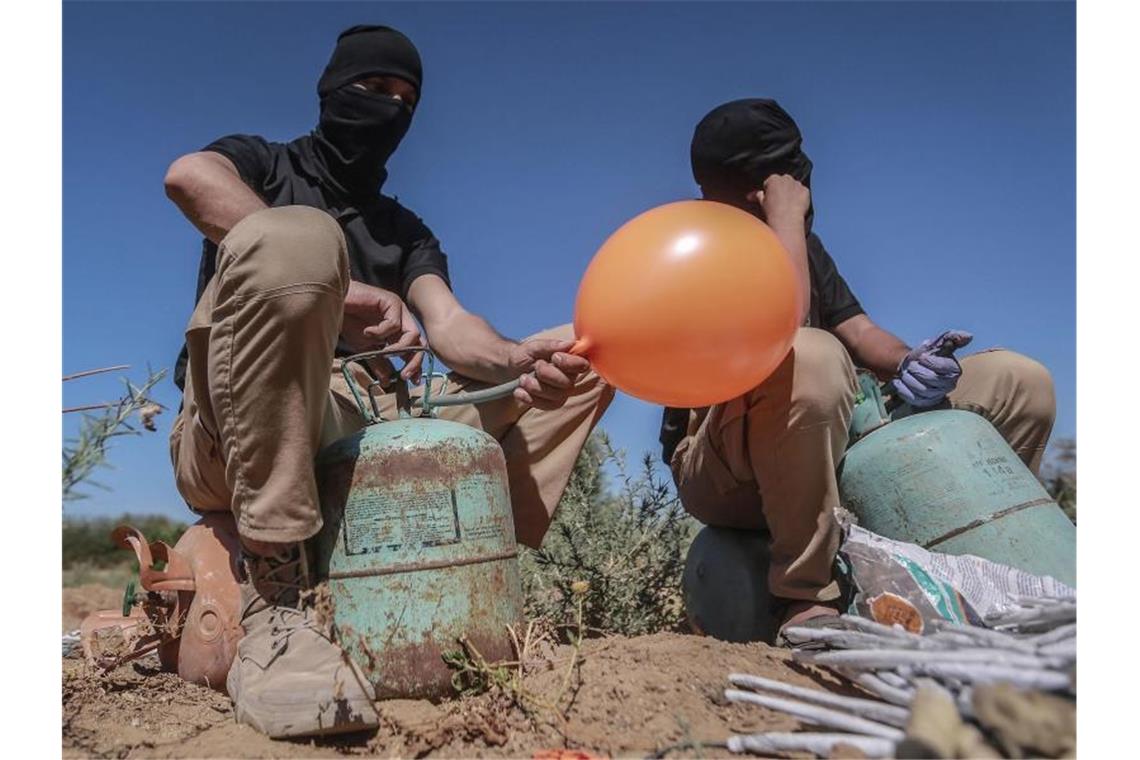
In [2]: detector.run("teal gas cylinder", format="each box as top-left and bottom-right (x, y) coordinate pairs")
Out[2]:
(839, 371), (1076, 587)
(313, 349), (524, 700)
(682, 527), (776, 643)
(681, 369), (1075, 642)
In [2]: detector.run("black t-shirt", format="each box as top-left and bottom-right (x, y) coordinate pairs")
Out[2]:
(173, 133), (450, 390)
(659, 232), (864, 464)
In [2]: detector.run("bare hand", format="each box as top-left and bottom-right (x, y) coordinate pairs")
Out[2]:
(341, 281), (425, 382)
(749, 174), (810, 226)
(507, 338), (591, 410)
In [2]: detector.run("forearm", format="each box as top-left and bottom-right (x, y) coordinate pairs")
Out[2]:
(164, 153), (266, 244)
(768, 217), (812, 325)
(858, 329), (910, 379)
(426, 310), (520, 384)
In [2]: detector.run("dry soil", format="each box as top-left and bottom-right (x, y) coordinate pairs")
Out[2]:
(62, 586), (846, 759)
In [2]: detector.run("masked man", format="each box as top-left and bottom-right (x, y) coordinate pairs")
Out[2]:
(163, 25), (613, 737)
(660, 99), (1056, 637)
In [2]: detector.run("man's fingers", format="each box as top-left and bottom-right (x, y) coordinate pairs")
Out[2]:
(387, 329), (423, 351)
(891, 378), (917, 404)
(917, 354), (961, 376)
(898, 371), (941, 399)
(524, 338), (577, 361)
(519, 372), (564, 403)
(533, 360), (572, 389)
(514, 386), (557, 410)
(551, 352), (590, 377)
(905, 362), (941, 385)
(363, 319), (401, 342)
(384, 329), (425, 381)
(401, 351), (424, 382)
(365, 357), (396, 385)
(518, 372), (554, 397)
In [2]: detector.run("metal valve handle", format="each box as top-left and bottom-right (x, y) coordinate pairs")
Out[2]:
(341, 346), (521, 424)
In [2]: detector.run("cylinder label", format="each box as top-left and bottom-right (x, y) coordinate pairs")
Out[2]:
(343, 486), (461, 555)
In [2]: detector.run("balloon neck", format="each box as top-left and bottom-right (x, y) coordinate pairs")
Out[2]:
(570, 336), (592, 356)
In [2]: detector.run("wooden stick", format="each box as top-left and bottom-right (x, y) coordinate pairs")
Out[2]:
(726, 732), (896, 758)
(62, 402), (116, 414)
(844, 671), (915, 707)
(926, 621), (1041, 654)
(834, 614), (922, 641)
(1038, 637), (1077, 659)
(62, 365), (130, 382)
(906, 663), (1072, 692)
(724, 689), (905, 741)
(729, 673), (911, 728)
(797, 647), (1059, 670)
(877, 670), (912, 689)
(781, 627), (925, 651)
(1031, 622), (1077, 647)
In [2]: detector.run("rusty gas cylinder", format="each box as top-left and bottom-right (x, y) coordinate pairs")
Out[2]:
(313, 349), (525, 700)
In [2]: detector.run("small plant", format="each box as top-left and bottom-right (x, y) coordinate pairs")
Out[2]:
(520, 432), (699, 636)
(62, 367), (166, 502)
(443, 637), (518, 697)
(1041, 438), (1076, 524)
(443, 580), (589, 725)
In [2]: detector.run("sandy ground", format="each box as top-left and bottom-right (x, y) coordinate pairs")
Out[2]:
(62, 586), (846, 759)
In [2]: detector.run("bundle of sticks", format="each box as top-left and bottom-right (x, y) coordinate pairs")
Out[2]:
(721, 598), (1076, 758)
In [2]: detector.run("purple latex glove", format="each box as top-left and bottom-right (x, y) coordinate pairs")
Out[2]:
(891, 330), (974, 408)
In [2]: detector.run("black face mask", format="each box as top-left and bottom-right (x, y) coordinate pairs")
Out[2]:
(308, 24), (423, 200)
(314, 86), (413, 197)
(690, 98), (815, 229)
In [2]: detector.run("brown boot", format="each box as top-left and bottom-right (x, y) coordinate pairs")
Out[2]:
(225, 543), (378, 739)
(775, 600), (841, 647)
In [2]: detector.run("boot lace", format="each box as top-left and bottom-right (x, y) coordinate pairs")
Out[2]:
(241, 549), (307, 620)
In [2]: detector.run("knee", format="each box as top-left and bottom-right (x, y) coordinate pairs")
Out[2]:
(529, 323), (576, 344)
(987, 351), (1056, 427)
(218, 206), (348, 295)
(574, 361), (616, 412)
(787, 329), (857, 421)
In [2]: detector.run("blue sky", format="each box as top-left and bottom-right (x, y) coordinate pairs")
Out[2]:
(63, 1), (1075, 521)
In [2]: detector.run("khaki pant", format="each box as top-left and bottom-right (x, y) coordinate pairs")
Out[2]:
(170, 206), (614, 549)
(670, 327), (1056, 603)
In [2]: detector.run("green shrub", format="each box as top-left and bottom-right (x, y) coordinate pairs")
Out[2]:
(62, 513), (187, 569)
(63, 368), (166, 502)
(520, 432), (699, 636)
(1041, 438), (1076, 524)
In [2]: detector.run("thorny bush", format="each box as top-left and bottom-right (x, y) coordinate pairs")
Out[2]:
(1041, 437), (1076, 524)
(63, 514), (187, 569)
(63, 368), (166, 502)
(520, 432), (699, 637)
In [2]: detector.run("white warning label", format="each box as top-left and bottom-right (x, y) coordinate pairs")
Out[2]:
(343, 486), (461, 555)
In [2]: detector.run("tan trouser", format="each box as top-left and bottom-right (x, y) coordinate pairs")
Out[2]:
(170, 206), (614, 549)
(670, 327), (1056, 603)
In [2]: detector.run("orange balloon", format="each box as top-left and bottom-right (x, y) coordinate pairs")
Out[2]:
(572, 200), (801, 407)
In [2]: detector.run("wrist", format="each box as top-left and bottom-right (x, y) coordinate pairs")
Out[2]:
(502, 340), (528, 376)
(765, 208), (805, 231)
(893, 347), (913, 374)
(343, 280), (371, 313)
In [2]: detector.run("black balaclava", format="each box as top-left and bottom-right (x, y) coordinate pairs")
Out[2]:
(690, 98), (815, 228)
(311, 25), (423, 199)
